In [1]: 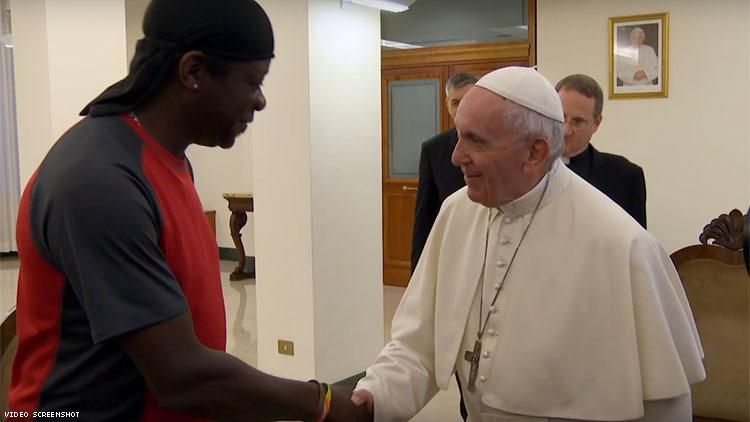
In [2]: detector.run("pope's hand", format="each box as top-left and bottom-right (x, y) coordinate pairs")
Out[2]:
(351, 389), (374, 413)
(328, 386), (372, 422)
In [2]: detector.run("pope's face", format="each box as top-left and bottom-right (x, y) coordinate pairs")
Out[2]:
(452, 87), (532, 207)
(630, 30), (645, 47)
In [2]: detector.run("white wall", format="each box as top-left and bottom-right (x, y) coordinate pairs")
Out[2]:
(12, 0), (127, 188)
(252, 0), (383, 381)
(538, 0), (750, 253)
(308, 0), (384, 381)
(252, 0), (317, 379)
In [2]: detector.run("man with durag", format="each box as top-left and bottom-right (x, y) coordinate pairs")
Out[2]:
(351, 66), (705, 421)
(9, 0), (368, 421)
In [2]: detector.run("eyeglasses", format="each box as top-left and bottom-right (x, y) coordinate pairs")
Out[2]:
(564, 117), (593, 130)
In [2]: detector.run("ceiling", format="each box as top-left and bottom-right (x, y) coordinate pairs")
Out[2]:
(381, 0), (528, 49)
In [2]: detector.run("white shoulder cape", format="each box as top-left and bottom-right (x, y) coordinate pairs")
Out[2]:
(357, 164), (704, 421)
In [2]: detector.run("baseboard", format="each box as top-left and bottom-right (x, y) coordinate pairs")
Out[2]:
(218, 247), (256, 273)
(333, 371), (366, 389)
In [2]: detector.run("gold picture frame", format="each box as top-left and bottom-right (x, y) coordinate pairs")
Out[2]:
(609, 12), (669, 99)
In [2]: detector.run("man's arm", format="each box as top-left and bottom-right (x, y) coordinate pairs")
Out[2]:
(411, 143), (440, 273)
(119, 312), (369, 422)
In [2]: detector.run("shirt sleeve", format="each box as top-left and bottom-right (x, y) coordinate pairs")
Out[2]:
(32, 158), (188, 344)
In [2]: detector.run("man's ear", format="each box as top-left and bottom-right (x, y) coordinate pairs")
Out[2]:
(177, 50), (209, 92)
(591, 114), (603, 134)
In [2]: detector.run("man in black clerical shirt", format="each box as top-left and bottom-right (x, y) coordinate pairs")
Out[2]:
(556, 74), (647, 228)
(411, 73), (478, 273)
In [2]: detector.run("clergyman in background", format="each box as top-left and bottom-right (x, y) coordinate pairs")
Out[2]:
(556, 74), (647, 228)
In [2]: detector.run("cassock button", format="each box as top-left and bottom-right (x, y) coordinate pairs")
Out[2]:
(496, 260), (507, 268)
(493, 283), (501, 290)
(503, 217), (512, 224)
(489, 306), (498, 313)
(488, 329), (497, 336)
(480, 376), (488, 383)
(482, 351), (491, 358)
(500, 237), (511, 245)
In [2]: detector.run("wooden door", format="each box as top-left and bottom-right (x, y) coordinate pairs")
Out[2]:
(382, 67), (446, 286)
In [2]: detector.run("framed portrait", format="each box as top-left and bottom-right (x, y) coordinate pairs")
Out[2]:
(609, 12), (669, 99)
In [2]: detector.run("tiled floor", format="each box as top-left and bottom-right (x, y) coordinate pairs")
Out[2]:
(0, 257), (461, 421)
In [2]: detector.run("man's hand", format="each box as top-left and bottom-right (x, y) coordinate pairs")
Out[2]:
(328, 386), (373, 422)
(634, 69), (647, 80)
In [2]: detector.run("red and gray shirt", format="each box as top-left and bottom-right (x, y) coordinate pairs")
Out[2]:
(8, 114), (226, 421)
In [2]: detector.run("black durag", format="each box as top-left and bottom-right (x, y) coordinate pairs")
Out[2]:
(80, 0), (274, 117)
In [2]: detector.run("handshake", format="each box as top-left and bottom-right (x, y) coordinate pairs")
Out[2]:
(314, 382), (374, 422)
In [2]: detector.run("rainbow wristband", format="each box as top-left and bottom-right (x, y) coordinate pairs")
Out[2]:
(319, 383), (332, 422)
(309, 380), (331, 422)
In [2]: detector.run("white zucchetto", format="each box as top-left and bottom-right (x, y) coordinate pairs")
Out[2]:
(476, 66), (564, 123)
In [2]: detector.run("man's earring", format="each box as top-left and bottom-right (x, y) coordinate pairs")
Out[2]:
(193, 83), (199, 89)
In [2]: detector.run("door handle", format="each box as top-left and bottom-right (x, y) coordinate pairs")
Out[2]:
(402, 186), (418, 192)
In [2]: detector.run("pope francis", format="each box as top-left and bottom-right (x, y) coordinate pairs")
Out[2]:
(352, 67), (705, 421)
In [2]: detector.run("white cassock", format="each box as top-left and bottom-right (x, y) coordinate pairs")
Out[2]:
(356, 161), (705, 422)
(616, 44), (659, 85)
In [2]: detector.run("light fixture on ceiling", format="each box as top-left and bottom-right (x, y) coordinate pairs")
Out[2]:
(341, 0), (413, 13)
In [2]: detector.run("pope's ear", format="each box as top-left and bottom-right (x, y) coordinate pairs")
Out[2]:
(526, 137), (551, 168)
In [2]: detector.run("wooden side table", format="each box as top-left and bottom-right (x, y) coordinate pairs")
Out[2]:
(222, 193), (255, 281)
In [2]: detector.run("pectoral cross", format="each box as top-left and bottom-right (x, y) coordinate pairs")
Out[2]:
(463, 339), (482, 392)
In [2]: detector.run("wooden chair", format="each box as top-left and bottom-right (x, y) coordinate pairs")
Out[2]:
(671, 209), (749, 422)
(1, 307), (16, 414)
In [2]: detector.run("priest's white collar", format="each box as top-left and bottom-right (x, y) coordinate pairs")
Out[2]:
(496, 159), (569, 219)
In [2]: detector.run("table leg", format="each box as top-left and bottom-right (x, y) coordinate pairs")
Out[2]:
(229, 210), (252, 281)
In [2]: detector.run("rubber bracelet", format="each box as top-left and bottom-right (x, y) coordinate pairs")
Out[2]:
(319, 383), (332, 422)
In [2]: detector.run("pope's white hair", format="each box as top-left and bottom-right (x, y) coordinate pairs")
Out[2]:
(502, 100), (564, 167)
(630, 27), (646, 38)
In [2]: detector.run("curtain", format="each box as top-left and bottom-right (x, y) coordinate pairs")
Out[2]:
(0, 34), (20, 252)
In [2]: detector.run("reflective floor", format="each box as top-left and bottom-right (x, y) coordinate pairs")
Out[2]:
(0, 257), (461, 421)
